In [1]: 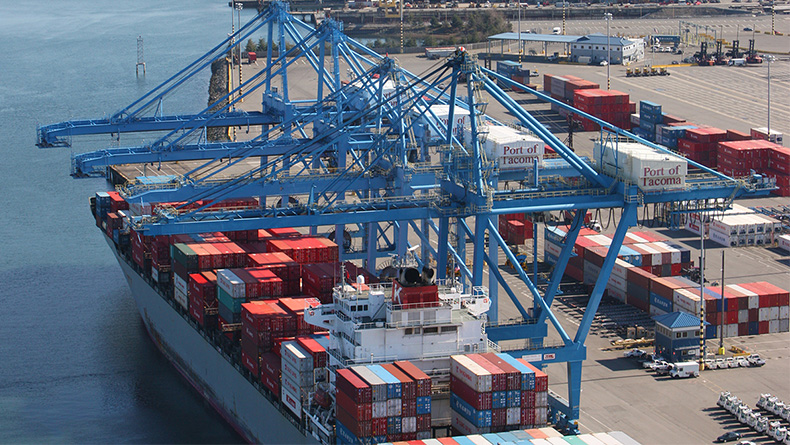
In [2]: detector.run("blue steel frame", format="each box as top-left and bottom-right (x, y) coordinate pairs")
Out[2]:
(40, 1), (764, 430)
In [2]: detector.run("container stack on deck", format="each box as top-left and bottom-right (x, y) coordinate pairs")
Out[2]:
(335, 362), (432, 444)
(449, 354), (548, 436)
(677, 127), (727, 168)
(684, 203), (781, 246)
(573, 89), (634, 131)
(544, 74), (598, 114)
(630, 100), (662, 141)
(281, 338), (328, 418)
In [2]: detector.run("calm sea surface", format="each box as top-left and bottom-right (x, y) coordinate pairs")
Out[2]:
(0, 1), (262, 442)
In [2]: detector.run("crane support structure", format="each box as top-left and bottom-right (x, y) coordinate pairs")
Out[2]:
(39, 1), (770, 431)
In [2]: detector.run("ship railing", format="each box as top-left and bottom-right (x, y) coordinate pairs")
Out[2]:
(487, 339), (502, 353)
(328, 343), (490, 367)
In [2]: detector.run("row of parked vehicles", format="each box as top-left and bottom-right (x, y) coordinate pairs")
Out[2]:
(705, 353), (766, 370)
(717, 392), (790, 443)
(624, 349), (699, 378)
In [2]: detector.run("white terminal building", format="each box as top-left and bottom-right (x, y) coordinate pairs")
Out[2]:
(487, 32), (646, 66)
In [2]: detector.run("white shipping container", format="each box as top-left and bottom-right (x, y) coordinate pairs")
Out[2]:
(631, 113), (640, 125)
(592, 432), (624, 445)
(738, 309), (749, 324)
(612, 258), (634, 280)
(281, 358), (314, 387)
(725, 324), (738, 338)
(769, 320), (780, 334)
(536, 390), (548, 407)
(625, 232), (649, 244)
(535, 409), (550, 426)
(577, 434), (607, 445)
(780, 306), (790, 319)
(650, 305), (668, 317)
(464, 124), (544, 170)
(282, 384), (302, 419)
(674, 289), (701, 315)
(174, 272), (188, 297)
(729, 284), (760, 309)
(423, 440), (443, 445)
(351, 366), (388, 402)
(507, 407), (521, 425)
(607, 274), (627, 293)
(450, 355), (493, 393)
(281, 372), (308, 401)
(151, 266), (160, 283)
(770, 306), (780, 320)
(586, 234), (612, 246)
(655, 241), (682, 264)
(217, 269), (246, 299)
(638, 243), (663, 266)
(547, 438), (571, 445)
(594, 141), (687, 191)
(281, 342), (313, 373)
(174, 287), (188, 310)
(372, 401), (387, 419)
(779, 234), (790, 253)
(402, 417), (417, 433)
(468, 435), (491, 445)
(418, 104), (469, 141)
(544, 240), (562, 259)
(759, 307), (771, 322)
(709, 228), (736, 247)
(751, 127), (783, 144)
(386, 398), (402, 417)
(780, 319), (789, 333)
(608, 286), (626, 303)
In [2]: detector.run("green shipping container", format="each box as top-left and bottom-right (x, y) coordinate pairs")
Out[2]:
(171, 243), (198, 270)
(217, 286), (244, 313)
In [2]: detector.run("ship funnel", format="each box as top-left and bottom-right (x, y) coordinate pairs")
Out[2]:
(398, 267), (422, 285)
(421, 266), (435, 284)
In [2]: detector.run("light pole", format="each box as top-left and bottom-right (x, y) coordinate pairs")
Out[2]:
(518, 2), (522, 64)
(605, 13), (612, 90)
(236, 3), (244, 102)
(768, 57), (772, 135)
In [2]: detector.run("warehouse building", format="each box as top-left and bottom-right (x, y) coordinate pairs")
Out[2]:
(570, 33), (645, 65)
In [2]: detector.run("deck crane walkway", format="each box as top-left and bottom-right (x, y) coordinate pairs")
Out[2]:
(39, 1), (772, 435)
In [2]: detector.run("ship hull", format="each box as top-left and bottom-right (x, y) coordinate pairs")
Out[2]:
(107, 237), (317, 444)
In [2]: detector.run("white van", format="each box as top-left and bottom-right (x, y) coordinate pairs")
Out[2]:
(552, 27), (562, 35)
(729, 58), (746, 66)
(669, 361), (700, 378)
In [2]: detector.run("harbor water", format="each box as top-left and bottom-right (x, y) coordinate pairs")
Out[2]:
(0, 1), (260, 442)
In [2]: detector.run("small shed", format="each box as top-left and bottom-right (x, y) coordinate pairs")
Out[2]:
(653, 311), (706, 363)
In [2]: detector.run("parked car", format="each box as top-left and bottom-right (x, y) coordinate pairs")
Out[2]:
(743, 27), (753, 31)
(734, 356), (749, 367)
(624, 348), (646, 358)
(747, 353), (765, 367)
(716, 431), (741, 443)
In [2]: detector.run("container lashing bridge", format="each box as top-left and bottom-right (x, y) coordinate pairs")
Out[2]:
(39, 1), (769, 434)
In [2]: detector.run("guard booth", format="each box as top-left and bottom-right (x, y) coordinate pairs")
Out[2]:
(653, 311), (706, 362)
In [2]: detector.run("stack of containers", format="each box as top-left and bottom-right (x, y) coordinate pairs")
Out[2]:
(516, 359), (549, 430)
(450, 354), (494, 435)
(499, 213), (534, 245)
(751, 127), (784, 144)
(768, 145), (790, 196)
(627, 265), (656, 312)
(634, 100), (662, 142)
(593, 140), (688, 192)
(216, 268), (284, 324)
(393, 361), (432, 438)
(677, 127), (727, 168)
(648, 276), (700, 316)
(266, 236), (339, 265)
(335, 369), (375, 445)
(246, 252), (301, 296)
(150, 235), (172, 284)
(657, 124), (697, 149)
(130, 228), (153, 273)
(707, 210), (781, 247)
(737, 282), (789, 335)
(187, 271), (217, 328)
(716, 139), (776, 177)
(240, 300), (295, 370)
(572, 89), (633, 131)
(259, 352), (281, 396)
(280, 341), (316, 419)
(546, 74), (599, 117)
(346, 365), (404, 442)
(278, 297), (324, 335)
(302, 262), (380, 303)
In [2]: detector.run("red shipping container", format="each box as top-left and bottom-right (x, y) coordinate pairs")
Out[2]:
(295, 336), (328, 369)
(241, 348), (260, 378)
(467, 354), (507, 391)
(759, 321), (769, 334)
(336, 406), (372, 438)
(401, 398), (417, 417)
(521, 407), (536, 425)
(450, 374), (492, 410)
(382, 363), (416, 400)
(269, 227), (301, 238)
(302, 262), (340, 293)
(260, 352), (281, 380)
(336, 368), (372, 404)
(336, 390), (372, 421)
(521, 390), (536, 409)
(725, 129), (751, 141)
(517, 360), (548, 392)
(416, 413), (431, 432)
(492, 408), (507, 427)
(372, 418), (387, 436)
(479, 353), (522, 391)
(394, 361), (432, 398)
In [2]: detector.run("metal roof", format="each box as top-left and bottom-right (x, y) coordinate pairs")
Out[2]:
(575, 33), (637, 46)
(488, 32), (580, 44)
(653, 311), (706, 329)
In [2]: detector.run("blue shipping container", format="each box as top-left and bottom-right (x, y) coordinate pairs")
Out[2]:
(386, 416), (401, 435)
(495, 353), (535, 390)
(416, 396), (431, 415)
(640, 100), (662, 114)
(335, 421), (361, 445)
(492, 391), (507, 409)
(450, 393), (492, 428)
(368, 365), (402, 399)
(650, 292), (673, 313)
(507, 390), (521, 408)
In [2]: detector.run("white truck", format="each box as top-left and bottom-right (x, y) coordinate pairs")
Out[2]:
(670, 361), (699, 378)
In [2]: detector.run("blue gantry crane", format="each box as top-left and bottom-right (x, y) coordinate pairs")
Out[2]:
(39, 2), (771, 433)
